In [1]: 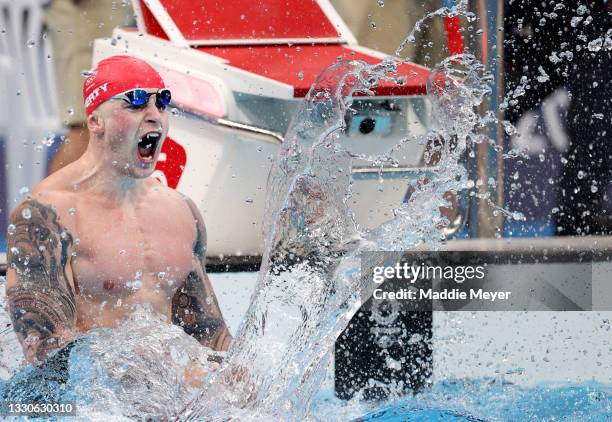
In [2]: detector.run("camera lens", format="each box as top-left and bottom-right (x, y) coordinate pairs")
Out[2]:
(359, 117), (376, 134)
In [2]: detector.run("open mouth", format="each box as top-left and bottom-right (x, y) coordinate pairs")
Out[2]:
(137, 132), (161, 163)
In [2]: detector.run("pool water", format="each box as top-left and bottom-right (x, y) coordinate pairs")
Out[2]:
(357, 380), (612, 422)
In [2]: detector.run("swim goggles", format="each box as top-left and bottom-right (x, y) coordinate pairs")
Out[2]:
(111, 88), (172, 111)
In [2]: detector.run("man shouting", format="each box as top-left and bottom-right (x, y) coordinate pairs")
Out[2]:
(6, 56), (231, 366)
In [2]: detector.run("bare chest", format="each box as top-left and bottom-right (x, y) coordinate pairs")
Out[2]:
(70, 206), (194, 302)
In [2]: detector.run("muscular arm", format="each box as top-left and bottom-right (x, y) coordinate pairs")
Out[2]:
(171, 197), (232, 352)
(6, 200), (77, 364)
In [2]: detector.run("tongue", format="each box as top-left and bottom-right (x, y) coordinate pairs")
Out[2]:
(138, 141), (155, 159)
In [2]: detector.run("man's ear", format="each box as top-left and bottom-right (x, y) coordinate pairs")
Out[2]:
(87, 112), (104, 136)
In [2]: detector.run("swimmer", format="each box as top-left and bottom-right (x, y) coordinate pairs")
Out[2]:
(5, 56), (232, 366)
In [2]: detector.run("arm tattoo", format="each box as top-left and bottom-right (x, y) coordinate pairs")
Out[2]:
(6, 199), (76, 363)
(171, 197), (232, 351)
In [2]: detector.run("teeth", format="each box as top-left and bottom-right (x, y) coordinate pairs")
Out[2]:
(142, 132), (160, 142)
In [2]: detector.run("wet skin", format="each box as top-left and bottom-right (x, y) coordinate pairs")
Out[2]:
(6, 92), (232, 364)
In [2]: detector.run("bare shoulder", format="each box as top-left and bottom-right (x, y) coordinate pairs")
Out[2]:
(145, 180), (205, 239)
(6, 195), (75, 290)
(8, 184), (75, 252)
(28, 168), (78, 219)
(6, 173), (79, 273)
(148, 181), (203, 221)
(31, 161), (78, 195)
(148, 182), (207, 257)
(11, 183), (75, 232)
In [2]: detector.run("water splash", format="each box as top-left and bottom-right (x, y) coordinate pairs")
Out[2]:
(180, 47), (492, 419)
(0, 306), (220, 420)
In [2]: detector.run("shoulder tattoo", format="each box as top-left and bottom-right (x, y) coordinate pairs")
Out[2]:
(6, 199), (76, 362)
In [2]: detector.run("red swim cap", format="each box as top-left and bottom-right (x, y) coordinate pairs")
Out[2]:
(82, 55), (165, 116)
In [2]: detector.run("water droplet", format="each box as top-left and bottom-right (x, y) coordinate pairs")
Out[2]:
(41, 135), (55, 147)
(536, 66), (549, 83)
(588, 38), (603, 52)
(502, 121), (516, 135)
(240, 14), (245, 20)
(570, 16), (583, 27)
(591, 185), (598, 193)
(10, 247), (19, 256)
(19, 186), (29, 196)
(158, 272), (166, 280)
(7, 224), (16, 235)
(377, 0), (384, 6)
(119, 249), (126, 256)
(68, 207), (76, 215)
(21, 208), (31, 219)
(245, 198), (254, 204)
(128, 279), (142, 290)
(66, 107), (74, 116)
(26, 39), (36, 48)
(205, 296), (213, 305)
(577, 170), (585, 179)
(297, 71), (304, 80)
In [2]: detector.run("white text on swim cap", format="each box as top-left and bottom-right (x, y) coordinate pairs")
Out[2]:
(84, 83), (109, 108)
